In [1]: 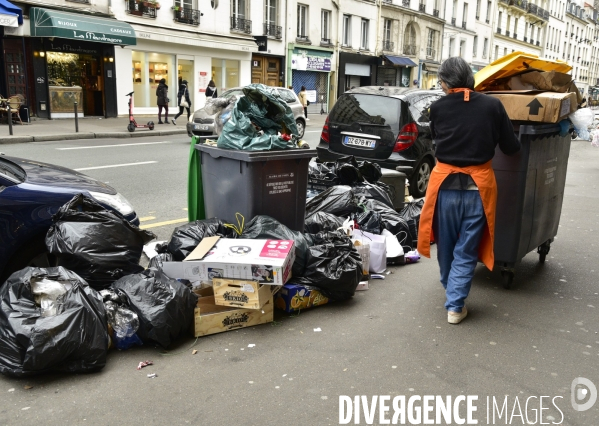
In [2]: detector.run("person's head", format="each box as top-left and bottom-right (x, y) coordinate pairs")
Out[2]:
(301, 86), (306, 91)
(160, 78), (166, 84)
(181, 80), (188, 86)
(438, 57), (475, 93)
(208, 80), (215, 87)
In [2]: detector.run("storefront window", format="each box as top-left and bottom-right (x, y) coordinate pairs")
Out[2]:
(212, 59), (240, 91)
(131, 51), (175, 107)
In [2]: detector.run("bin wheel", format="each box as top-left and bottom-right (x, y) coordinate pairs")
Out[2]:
(501, 270), (514, 289)
(127, 123), (135, 133)
(537, 241), (551, 264)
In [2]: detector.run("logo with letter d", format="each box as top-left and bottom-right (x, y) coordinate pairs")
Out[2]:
(571, 377), (597, 412)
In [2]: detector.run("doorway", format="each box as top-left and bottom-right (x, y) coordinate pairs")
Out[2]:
(178, 58), (194, 96)
(251, 55), (280, 87)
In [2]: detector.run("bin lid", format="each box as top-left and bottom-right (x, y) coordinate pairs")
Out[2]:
(195, 143), (317, 162)
(474, 51), (572, 92)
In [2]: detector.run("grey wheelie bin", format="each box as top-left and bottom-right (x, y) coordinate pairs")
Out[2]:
(196, 144), (317, 232)
(493, 122), (571, 288)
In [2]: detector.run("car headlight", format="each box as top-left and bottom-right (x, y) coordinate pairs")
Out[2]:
(89, 191), (135, 216)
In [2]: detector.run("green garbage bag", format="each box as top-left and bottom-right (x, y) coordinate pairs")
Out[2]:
(187, 135), (205, 221)
(217, 84), (298, 151)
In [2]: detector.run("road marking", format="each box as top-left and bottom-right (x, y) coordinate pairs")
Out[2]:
(139, 216), (156, 222)
(57, 142), (172, 150)
(75, 161), (157, 171)
(140, 217), (188, 229)
(305, 130), (322, 133)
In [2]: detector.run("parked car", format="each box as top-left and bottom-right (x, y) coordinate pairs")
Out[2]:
(0, 154), (139, 283)
(316, 87), (443, 198)
(186, 86), (307, 138)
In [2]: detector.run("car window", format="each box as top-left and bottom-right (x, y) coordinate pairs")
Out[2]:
(222, 90), (243, 99)
(0, 158), (26, 183)
(277, 89), (298, 104)
(408, 94), (442, 123)
(329, 94), (402, 137)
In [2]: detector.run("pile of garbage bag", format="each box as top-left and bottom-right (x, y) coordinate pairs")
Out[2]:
(217, 84), (300, 151)
(45, 194), (156, 290)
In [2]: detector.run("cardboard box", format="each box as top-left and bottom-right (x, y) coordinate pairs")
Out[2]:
(274, 283), (330, 312)
(193, 287), (273, 337)
(356, 281), (369, 291)
(212, 278), (280, 310)
(162, 238), (295, 285)
(519, 70), (582, 103)
(487, 91), (577, 123)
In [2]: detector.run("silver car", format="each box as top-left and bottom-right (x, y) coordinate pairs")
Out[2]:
(186, 86), (307, 138)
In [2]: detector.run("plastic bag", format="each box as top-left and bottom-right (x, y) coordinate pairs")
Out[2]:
(45, 194), (156, 290)
(0, 267), (108, 377)
(397, 200), (424, 248)
(100, 289), (143, 350)
(304, 212), (345, 234)
(352, 183), (394, 209)
(362, 199), (413, 250)
(358, 161), (382, 183)
(569, 108), (594, 140)
(592, 126), (599, 148)
(292, 231), (363, 301)
(214, 98), (238, 136)
(352, 209), (383, 234)
(112, 268), (198, 348)
(30, 277), (69, 317)
(352, 229), (387, 273)
(305, 186), (360, 218)
(166, 218), (236, 261)
(241, 215), (314, 279)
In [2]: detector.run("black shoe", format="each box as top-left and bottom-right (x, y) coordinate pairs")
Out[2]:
(158, 121), (163, 124)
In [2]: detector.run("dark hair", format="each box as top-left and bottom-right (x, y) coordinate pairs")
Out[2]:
(181, 80), (188, 85)
(208, 80), (215, 87)
(301, 86), (306, 91)
(160, 78), (166, 84)
(438, 57), (474, 90)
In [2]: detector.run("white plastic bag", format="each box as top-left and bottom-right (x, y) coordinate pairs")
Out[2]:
(352, 229), (387, 273)
(569, 108), (594, 140)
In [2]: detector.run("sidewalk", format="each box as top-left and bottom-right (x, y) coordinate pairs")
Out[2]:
(0, 115), (188, 144)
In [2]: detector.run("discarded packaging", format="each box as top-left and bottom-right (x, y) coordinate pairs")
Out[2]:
(212, 278), (280, 310)
(137, 360), (153, 370)
(274, 283), (330, 312)
(486, 91), (576, 123)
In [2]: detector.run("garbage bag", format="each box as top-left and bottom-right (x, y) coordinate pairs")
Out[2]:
(305, 186), (360, 218)
(217, 84), (298, 151)
(214, 98), (238, 136)
(569, 108), (594, 140)
(358, 161), (382, 183)
(112, 268), (198, 348)
(148, 251), (174, 270)
(304, 212), (345, 234)
(352, 183), (394, 209)
(45, 194), (155, 290)
(352, 209), (383, 234)
(292, 231), (363, 301)
(0, 267), (108, 377)
(362, 199), (413, 250)
(100, 289), (143, 350)
(398, 200), (424, 249)
(241, 215), (314, 279)
(166, 218), (236, 261)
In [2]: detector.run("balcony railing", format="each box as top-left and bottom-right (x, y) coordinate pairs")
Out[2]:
(231, 16), (252, 33)
(451, 17), (456, 25)
(173, 7), (201, 25)
(126, 0), (158, 18)
(264, 23), (282, 39)
(496, 27), (501, 34)
(499, 0), (509, 4)
(320, 37), (332, 45)
(485, 18), (489, 23)
(529, 38), (534, 44)
(382, 40), (394, 51)
(506, 30), (510, 36)
(66, 0), (90, 3)
(536, 41), (540, 46)
(402, 0), (409, 7)
(433, 8), (439, 16)
(403, 44), (417, 55)
(512, 0), (528, 12)
(513, 33), (518, 39)
(524, 36), (527, 42)
(461, 21), (466, 29)
(527, 3), (537, 14)
(419, 3), (426, 11)
(426, 47), (435, 57)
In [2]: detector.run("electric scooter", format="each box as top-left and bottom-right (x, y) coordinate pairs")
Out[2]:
(126, 91), (154, 132)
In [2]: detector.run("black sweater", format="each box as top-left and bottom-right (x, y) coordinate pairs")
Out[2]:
(429, 92), (521, 167)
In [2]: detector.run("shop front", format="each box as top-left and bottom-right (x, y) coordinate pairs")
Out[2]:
(420, 61), (440, 89)
(378, 55), (418, 88)
(29, 7), (136, 119)
(288, 46), (333, 114)
(0, 0), (28, 116)
(338, 52), (377, 94)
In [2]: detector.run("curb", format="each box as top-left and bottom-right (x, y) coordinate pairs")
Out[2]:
(94, 132), (133, 139)
(0, 130), (188, 144)
(33, 133), (96, 142)
(0, 136), (34, 144)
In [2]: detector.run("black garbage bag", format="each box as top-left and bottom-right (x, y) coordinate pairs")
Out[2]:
(352, 183), (394, 209)
(166, 218), (236, 261)
(148, 252), (173, 270)
(112, 268), (198, 348)
(0, 267), (108, 377)
(336, 163), (363, 185)
(362, 199), (413, 250)
(241, 215), (314, 279)
(352, 209), (383, 234)
(305, 186), (360, 218)
(304, 212), (345, 234)
(357, 161), (382, 183)
(398, 199), (425, 249)
(293, 231), (363, 301)
(45, 194), (156, 291)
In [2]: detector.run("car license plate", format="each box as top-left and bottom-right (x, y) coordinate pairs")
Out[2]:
(343, 136), (376, 148)
(194, 125), (209, 130)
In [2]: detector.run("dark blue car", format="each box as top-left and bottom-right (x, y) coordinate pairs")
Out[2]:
(0, 154), (139, 283)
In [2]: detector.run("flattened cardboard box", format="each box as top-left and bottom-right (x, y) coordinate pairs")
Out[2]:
(486, 91), (577, 123)
(162, 238), (295, 285)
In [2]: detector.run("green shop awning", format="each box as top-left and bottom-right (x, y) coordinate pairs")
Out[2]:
(30, 7), (136, 46)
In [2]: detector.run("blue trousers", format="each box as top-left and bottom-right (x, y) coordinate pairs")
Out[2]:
(432, 190), (486, 313)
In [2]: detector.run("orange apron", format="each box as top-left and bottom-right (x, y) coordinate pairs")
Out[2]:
(417, 160), (498, 270)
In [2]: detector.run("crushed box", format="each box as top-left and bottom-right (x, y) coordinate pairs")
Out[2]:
(274, 283), (330, 312)
(162, 237), (295, 285)
(486, 91), (577, 123)
(212, 278), (280, 310)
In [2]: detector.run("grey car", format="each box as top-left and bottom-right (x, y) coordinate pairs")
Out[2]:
(186, 86), (307, 138)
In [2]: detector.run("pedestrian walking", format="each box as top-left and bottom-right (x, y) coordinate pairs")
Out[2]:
(156, 78), (169, 124)
(205, 80), (218, 99)
(298, 86), (309, 121)
(417, 57), (521, 324)
(172, 80), (191, 125)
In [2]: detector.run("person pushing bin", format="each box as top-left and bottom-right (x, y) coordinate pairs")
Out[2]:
(417, 57), (521, 324)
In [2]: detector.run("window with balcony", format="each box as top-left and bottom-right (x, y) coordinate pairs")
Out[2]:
(403, 23), (417, 55)
(360, 19), (369, 50)
(126, 0), (159, 18)
(473, 35), (478, 57)
(486, 0), (491, 22)
(342, 14), (351, 46)
(231, 0), (250, 33)
(173, 0), (201, 25)
(264, 0), (280, 38)
(321, 9), (331, 44)
(494, 44), (498, 60)
(476, 0), (481, 19)
(297, 4), (308, 40)
(383, 19), (393, 51)
(459, 39), (465, 58)
(482, 37), (488, 58)
(462, 3), (468, 28)
(426, 28), (438, 57)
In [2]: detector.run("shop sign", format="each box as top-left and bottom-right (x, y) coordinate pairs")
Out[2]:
(254, 36), (268, 52)
(291, 53), (331, 72)
(48, 41), (99, 55)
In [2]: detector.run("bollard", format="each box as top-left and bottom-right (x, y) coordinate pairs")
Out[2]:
(7, 107), (13, 136)
(74, 102), (79, 133)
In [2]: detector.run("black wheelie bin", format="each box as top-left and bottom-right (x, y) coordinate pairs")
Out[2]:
(492, 122), (572, 288)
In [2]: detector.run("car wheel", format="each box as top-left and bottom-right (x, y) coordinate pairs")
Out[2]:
(295, 119), (305, 138)
(0, 237), (58, 285)
(410, 157), (433, 199)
